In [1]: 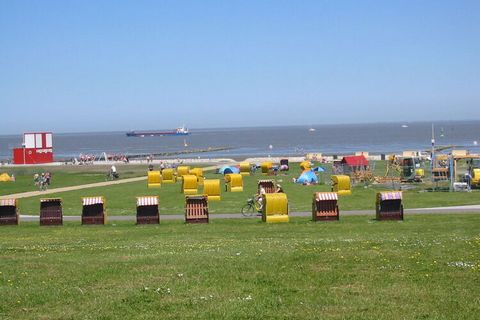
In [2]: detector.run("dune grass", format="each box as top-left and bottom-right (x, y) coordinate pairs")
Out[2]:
(0, 214), (479, 319)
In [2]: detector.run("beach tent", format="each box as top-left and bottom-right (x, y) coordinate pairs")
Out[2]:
(218, 166), (240, 174)
(313, 166), (326, 172)
(0, 173), (13, 182)
(296, 170), (318, 184)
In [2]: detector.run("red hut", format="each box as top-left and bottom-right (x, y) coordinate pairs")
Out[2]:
(13, 132), (53, 164)
(340, 155), (369, 174)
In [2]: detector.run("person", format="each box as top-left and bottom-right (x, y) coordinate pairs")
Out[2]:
(255, 185), (266, 213)
(148, 164), (154, 171)
(275, 184), (284, 193)
(45, 172), (51, 185)
(38, 173), (47, 191)
(463, 172), (472, 189)
(110, 165), (119, 179)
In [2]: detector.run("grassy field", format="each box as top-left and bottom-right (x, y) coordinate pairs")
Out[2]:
(0, 164), (149, 195)
(2, 162), (479, 215)
(0, 214), (479, 319)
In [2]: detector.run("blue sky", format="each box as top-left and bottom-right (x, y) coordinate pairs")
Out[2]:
(1, 0), (479, 134)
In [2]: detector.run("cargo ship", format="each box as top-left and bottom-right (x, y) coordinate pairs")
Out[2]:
(126, 125), (190, 137)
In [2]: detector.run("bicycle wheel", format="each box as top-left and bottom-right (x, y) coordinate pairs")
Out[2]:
(241, 204), (255, 217)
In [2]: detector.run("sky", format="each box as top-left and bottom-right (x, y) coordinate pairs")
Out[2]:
(0, 0), (479, 134)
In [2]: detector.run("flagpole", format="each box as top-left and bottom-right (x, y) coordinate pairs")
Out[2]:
(431, 123), (435, 170)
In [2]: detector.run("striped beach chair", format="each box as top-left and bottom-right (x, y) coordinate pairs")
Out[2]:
(81, 197), (106, 225)
(136, 196), (160, 224)
(376, 191), (403, 220)
(185, 195), (209, 224)
(312, 192), (339, 221)
(40, 198), (63, 226)
(0, 198), (18, 225)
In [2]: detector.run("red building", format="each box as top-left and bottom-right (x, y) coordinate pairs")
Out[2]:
(12, 132), (54, 164)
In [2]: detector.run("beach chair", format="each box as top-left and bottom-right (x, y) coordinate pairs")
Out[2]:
(203, 179), (221, 201)
(0, 198), (18, 225)
(262, 193), (289, 223)
(258, 180), (276, 193)
(376, 191), (403, 220)
(312, 192), (339, 221)
(182, 175), (198, 194)
(176, 166), (190, 180)
(261, 162), (273, 175)
(147, 170), (161, 188)
(185, 195), (209, 223)
(331, 175), (352, 195)
(189, 168), (204, 186)
(226, 173), (243, 192)
(40, 198), (63, 226)
(81, 197), (106, 225)
(136, 196), (160, 224)
(239, 162), (251, 176)
(280, 159), (289, 171)
(161, 168), (176, 183)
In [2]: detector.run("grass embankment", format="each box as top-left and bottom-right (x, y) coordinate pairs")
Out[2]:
(0, 215), (479, 319)
(2, 162), (480, 215)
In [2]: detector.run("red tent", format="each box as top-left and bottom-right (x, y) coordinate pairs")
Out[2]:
(341, 155), (369, 167)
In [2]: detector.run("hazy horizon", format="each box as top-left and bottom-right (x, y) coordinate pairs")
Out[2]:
(0, 118), (479, 136)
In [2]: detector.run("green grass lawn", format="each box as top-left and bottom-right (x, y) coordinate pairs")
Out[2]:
(5, 162), (480, 215)
(0, 164), (149, 196)
(0, 214), (479, 319)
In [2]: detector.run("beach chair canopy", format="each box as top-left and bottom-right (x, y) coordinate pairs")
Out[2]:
(314, 192), (338, 201)
(137, 196), (159, 206)
(378, 191), (402, 201)
(82, 197), (104, 205)
(0, 199), (16, 206)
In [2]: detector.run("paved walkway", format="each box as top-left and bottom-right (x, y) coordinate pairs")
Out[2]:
(19, 205), (480, 222)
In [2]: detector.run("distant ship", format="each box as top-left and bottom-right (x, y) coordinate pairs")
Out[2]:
(308, 127), (316, 132)
(126, 125), (190, 137)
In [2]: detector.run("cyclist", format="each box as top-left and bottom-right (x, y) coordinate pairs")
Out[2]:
(255, 185), (266, 212)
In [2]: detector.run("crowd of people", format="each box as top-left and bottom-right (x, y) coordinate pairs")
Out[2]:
(33, 172), (51, 190)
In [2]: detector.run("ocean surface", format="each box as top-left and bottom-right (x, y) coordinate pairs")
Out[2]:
(0, 121), (479, 160)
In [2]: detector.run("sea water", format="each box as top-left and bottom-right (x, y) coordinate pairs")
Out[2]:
(0, 120), (479, 160)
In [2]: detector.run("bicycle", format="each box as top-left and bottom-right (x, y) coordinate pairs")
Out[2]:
(106, 171), (120, 181)
(241, 197), (262, 217)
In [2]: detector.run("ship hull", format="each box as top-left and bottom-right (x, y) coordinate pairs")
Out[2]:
(126, 131), (190, 137)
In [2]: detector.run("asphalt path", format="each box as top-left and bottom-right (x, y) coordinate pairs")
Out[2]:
(19, 205), (480, 222)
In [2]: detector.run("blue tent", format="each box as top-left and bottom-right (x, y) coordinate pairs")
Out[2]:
(313, 166), (325, 172)
(296, 170), (318, 184)
(218, 166), (240, 174)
